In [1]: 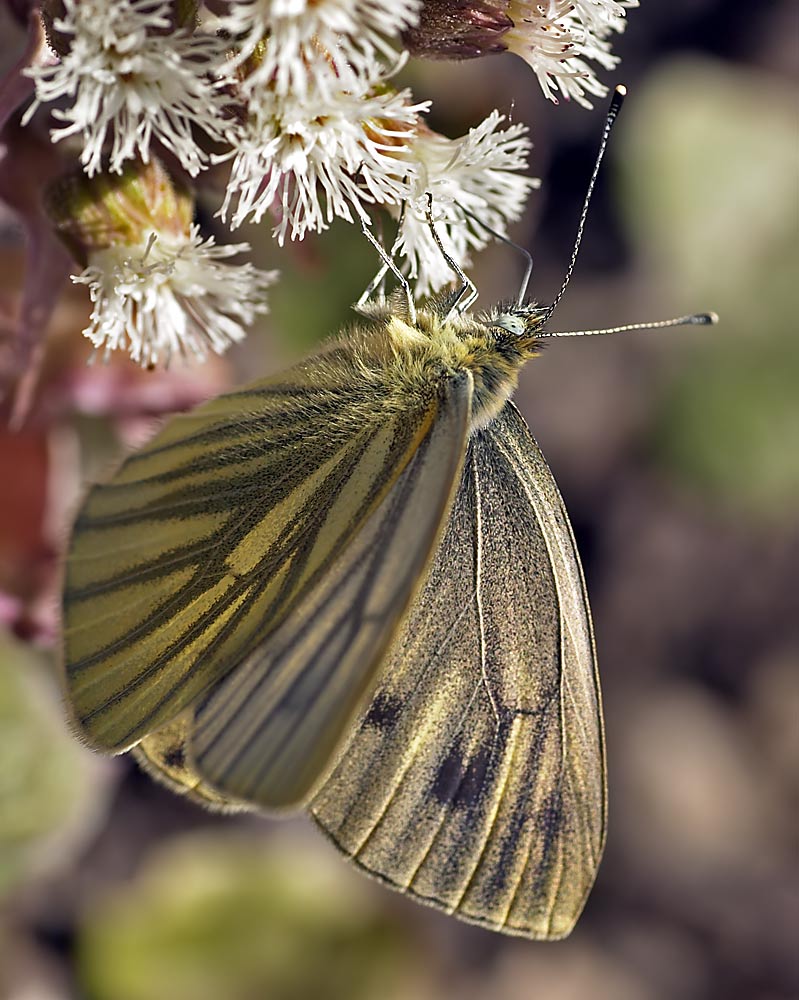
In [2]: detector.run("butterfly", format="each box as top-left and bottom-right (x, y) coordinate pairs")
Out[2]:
(61, 86), (715, 938)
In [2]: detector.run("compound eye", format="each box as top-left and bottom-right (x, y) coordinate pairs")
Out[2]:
(493, 312), (526, 337)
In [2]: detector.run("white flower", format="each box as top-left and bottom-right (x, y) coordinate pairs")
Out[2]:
(573, 0), (639, 33)
(73, 227), (278, 366)
(222, 78), (427, 241)
(397, 111), (538, 295)
(504, 0), (637, 108)
(23, 0), (232, 176)
(217, 0), (421, 97)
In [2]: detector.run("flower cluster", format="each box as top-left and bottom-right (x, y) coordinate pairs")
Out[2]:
(74, 228), (277, 368)
(22, 0), (233, 177)
(402, 0), (637, 107)
(503, 0), (639, 108)
(1, 0), (637, 371)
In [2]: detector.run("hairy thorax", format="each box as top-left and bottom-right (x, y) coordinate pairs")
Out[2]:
(336, 299), (545, 434)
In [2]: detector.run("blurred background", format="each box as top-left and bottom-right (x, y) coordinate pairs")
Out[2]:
(1, 2), (797, 998)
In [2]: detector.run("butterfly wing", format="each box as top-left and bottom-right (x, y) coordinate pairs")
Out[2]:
(189, 373), (472, 808)
(63, 353), (471, 759)
(310, 402), (605, 939)
(133, 712), (248, 812)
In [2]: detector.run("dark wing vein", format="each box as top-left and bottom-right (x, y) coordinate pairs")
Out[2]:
(63, 364), (441, 752)
(188, 373), (473, 809)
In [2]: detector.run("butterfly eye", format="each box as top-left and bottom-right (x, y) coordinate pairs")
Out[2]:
(491, 304), (547, 337)
(492, 312), (527, 337)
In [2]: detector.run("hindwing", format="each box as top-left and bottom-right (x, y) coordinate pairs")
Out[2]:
(311, 402), (605, 939)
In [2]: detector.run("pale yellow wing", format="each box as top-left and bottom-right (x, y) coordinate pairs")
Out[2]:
(63, 354), (458, 753)
(134, 713), (248, 812)
(188, 372), (472, 809)
(310, 402), (605, 940)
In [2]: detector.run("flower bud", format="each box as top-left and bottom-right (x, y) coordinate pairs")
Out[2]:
(44, 158), (193, 267)
(402, 0), (512, 60)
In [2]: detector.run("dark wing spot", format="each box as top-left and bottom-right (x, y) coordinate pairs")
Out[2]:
(454, 746), (492, 809)
(432, 741), (465, 806)
(362, 692), (403, 731)
(162, 744), (186, 769)
(432, 743), (494, 811)
(536, 790), (565, 865)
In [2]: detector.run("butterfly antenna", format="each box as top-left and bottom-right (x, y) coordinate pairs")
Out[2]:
(542, 84), (627, 324)
(425, 195), (477, 316)
(459, 206), (533, 306)
(543, 311), (719, 340)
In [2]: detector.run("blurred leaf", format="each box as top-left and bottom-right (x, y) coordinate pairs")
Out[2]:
(266, 220), (382, 355)
(618, 60), (799, 518)
(78, 831), (434, 1000)
(0, 635), (111, 894)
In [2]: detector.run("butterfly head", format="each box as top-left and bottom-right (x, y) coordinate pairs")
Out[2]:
(484, 302), (548, 339)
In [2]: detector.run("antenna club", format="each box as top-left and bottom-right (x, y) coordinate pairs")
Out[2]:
(697, 311), (719, 325)
(609, 85), (627, 116)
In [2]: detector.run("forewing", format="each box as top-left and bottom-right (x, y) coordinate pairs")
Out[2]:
(310, 402), (605, 939)
(63, 360), (448, 752)
(188, 373), (473, 809)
